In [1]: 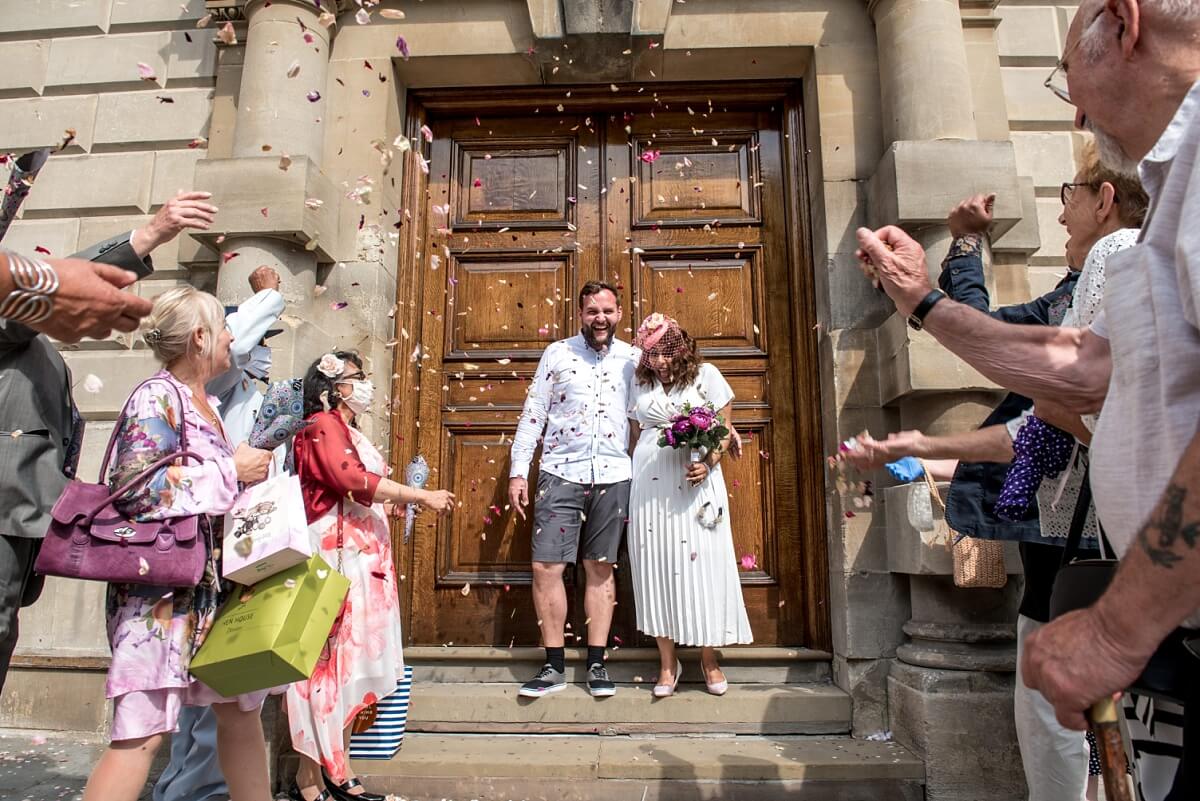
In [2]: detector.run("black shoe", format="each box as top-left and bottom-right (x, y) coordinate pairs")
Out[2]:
(518, 663), (568, 697)
(323, 772), (386, 801)
(587, 662), (617, 697)
(288, 783), (331, 801)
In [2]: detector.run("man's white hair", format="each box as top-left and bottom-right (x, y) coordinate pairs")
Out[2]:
(1145, 0), (1200, 20)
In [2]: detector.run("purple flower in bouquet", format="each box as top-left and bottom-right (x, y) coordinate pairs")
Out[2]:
(664, 428), (677, 446)
(672, 418), (693, 436)
(689, 408), (714, 431)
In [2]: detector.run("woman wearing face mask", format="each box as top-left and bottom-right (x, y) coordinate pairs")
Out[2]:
(286, 351), (454, 801)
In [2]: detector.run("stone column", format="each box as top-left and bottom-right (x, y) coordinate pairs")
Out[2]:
(197, 0), (346, 380)
(867, 2), (1026, 798)
(217, 0), (331, 297)
(870, 0), (975, 144)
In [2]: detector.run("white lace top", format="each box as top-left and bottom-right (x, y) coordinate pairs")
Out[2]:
(1007, 228), (1140, 540)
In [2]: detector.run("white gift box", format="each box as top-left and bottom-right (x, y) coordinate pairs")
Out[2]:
(222, 473), (312, 584)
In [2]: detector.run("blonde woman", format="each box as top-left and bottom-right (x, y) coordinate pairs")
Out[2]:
(83, 288), (275, 801)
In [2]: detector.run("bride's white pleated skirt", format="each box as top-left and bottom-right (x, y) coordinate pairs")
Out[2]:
(627, 435), (753, 647)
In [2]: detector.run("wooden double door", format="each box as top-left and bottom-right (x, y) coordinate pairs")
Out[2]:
(396, 85), (828, 650)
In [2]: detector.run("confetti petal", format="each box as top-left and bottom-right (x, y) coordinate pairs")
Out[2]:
(306, 90), (321, 102)
(136, 62), (157, 81)
(355, 8), (371, 24)
(217, 22), (237, 46)
(286, 60), (300, 78)
(137, 557), (151, 576)
(396, 36), (410, 60)
(420, 124), (434, 142)
(380, 9), (406, 19)
(82, 374), (104, 394)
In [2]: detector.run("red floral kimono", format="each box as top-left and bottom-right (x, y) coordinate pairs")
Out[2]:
(285, 411), (403, 782)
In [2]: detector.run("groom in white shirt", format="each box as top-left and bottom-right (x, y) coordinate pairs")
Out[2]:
(508, 281), (637, 699)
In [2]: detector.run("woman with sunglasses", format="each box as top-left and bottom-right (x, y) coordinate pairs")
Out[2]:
(286, 351), (454, 801)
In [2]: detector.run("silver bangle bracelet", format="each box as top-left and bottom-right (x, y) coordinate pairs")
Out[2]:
(0, 250), (59, 324)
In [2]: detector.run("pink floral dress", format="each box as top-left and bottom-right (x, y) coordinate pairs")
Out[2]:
(104, 370), (267, 742)
(286, 411), (404, 783)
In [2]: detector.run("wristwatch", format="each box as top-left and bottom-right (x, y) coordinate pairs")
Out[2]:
(907, 289), (946, 331)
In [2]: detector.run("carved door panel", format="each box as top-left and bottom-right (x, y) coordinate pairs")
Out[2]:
(408, 115), (603, 645)
(404, 93), (824, 649)
(604, 109), (805, 645)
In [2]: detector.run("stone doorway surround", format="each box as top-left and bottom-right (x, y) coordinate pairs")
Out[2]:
(0, 1), (1038, 798)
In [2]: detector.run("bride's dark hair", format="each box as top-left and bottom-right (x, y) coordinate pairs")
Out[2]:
(635, 328), (701, 389)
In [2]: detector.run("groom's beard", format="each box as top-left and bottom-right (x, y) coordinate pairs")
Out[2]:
(581, 324), (610, 351)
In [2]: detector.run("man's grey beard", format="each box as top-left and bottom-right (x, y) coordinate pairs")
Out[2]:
(1086, 119), (1141, 178)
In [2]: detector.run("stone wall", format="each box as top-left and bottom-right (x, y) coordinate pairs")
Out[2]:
(0, 0), (220, 732)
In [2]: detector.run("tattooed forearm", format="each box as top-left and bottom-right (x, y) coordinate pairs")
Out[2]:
(1136, 483), (1200, 568)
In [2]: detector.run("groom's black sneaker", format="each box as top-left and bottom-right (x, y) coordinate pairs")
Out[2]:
(519, 663), (567, 698)
(587, 663), (616, 697)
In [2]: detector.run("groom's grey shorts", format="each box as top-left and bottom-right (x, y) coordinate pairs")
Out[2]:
(531, 473), (630, 565)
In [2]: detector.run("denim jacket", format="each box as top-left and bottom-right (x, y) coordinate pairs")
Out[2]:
(937, 233), (1080, 543)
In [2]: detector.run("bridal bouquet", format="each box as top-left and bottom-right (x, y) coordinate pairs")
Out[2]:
(657, 402), (730, 460)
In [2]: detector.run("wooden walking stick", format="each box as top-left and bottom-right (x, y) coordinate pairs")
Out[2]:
(1089, 696), (1133, 801)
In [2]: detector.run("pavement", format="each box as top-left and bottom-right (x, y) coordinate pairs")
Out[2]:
(0, 729), (149, 801)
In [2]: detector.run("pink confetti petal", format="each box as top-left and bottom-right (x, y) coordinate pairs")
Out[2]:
(136, 62), (157, 81)
(396, 36), (410, 60)
(420, 124), (434, 142)
(640, 149), (660, 164)
(306, 90), (321, 102)
(217, 22), (237, 46)
(739, 553), (758, 570)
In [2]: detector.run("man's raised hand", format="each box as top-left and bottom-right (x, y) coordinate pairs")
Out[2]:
(131, 190), (218, 257)
(854, 226), (933, 316)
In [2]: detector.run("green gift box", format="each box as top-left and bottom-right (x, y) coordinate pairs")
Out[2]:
(189, 554), (350, 697)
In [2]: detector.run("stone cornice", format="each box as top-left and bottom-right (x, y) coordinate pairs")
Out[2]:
(205, 0), (356, 20)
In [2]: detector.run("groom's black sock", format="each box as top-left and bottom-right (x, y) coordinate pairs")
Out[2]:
(546, 646), (566, 674)
(587, 645), (605, 668)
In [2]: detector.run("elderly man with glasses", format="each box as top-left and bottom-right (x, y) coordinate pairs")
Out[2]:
(853, 1), (1200, 798)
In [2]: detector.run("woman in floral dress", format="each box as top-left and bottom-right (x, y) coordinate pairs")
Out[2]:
(286, 351), (454, 801)
(84, 287), (276, 801)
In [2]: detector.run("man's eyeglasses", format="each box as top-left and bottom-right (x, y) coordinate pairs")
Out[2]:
(1044, 60), (1071, 104)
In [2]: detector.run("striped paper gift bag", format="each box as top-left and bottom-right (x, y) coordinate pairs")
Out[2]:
(349, 666), (413, 760)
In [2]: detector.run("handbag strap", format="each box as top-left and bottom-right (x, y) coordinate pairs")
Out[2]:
(84, 449), (205, 525)
(1060, 464), (1093, 568)
(920, 461), (946, 512)
(98, 376), (192, 481)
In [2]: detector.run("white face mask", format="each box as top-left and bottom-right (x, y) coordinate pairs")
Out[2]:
(246, 345), (272, 381)
(339, 379), (375, 415)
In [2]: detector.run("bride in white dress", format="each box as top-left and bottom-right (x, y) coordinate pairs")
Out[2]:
(628, 314), (753, 698)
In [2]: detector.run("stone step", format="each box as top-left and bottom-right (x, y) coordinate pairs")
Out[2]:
(406, 681), (851, 735)
(404, 646), (832, 684)
(352, 733), (924, 801)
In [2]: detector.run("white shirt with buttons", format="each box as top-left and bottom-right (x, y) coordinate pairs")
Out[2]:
(509, 333), (639, 485)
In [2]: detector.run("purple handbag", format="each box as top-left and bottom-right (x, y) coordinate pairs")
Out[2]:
(35, 378), (208, 587)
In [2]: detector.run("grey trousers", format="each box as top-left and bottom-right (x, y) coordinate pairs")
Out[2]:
(153, 705), (228, 801)
(0, 535), (39, 696)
